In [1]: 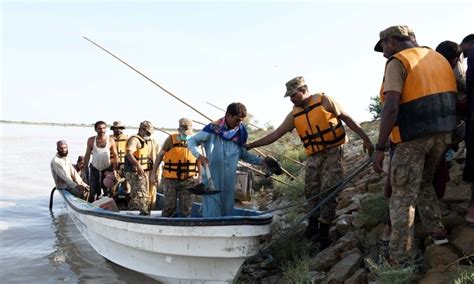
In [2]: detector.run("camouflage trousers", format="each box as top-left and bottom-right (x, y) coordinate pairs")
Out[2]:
(162, 178), (194, 217)
(125, 171), (150, 215)
(305, 145), (344, 224)
(389, 132), (450, 263)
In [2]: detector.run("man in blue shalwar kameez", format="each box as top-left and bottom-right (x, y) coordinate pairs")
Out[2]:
(187, 102), (264, 217)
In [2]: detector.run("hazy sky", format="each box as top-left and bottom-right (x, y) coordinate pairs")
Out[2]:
(2, 0), (473, 130)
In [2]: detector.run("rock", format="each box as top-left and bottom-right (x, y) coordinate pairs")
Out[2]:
(326, 253), (362, 284)
(344, 268), (367, 284)
(336, 201), (360, 216)
(261, 274), (286, 284)
(340, 248), (362, 259)
(450, 225), (474, 255)
(418, 268), (453, 284)
(336, 215), (353, 235)
(337, 187), (364, 209)
(367, 181), (384, 193)
(423, 244), (460, 269)
(441, 212), (466, 232)
(335, 231), (360, 252)
(450, 202), (469, 216)
(351, 212), (365, 229)
(310, 243), (344, 272)
(310, 271), (327, 284)
(441, 183), (471, 206)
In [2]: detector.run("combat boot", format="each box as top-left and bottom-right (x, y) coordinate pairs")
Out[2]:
(318, 222), (331, 250)
(304, 216), (319, 240)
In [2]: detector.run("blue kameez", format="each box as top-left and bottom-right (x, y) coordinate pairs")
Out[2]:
(187, 131), (263, 217)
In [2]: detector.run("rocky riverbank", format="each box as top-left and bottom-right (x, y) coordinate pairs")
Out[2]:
(239, 120), (474, 283)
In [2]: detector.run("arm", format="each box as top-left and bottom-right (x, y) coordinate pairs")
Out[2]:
(373, 91), (400, 173)
(52, 159), (79, 189)
(125, 138), (145, 176)
(109, 138), (119, 170)
(187, 131), (210, 165)
(70, 163), (89, 190)
(150, 138), (168, 185)
(240, 149), (264, 165)
(82, 137), (93, 179)
(246, 112), (294, 150)
(339, 112), (374, 156)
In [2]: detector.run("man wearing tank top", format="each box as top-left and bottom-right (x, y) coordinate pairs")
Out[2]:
(82, 121), (118, 202)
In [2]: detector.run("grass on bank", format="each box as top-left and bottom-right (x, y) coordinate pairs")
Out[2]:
(282, 255), (313, 283)
(366, 258), (416, 284)
(356, 192), (389, 228)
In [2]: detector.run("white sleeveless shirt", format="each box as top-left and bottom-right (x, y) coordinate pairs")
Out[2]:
(91, 136), (111, 170)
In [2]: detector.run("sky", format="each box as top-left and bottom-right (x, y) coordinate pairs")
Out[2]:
(2, 0), (473, 130)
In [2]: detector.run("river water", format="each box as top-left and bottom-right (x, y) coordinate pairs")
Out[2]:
(0, 123), (167, 283)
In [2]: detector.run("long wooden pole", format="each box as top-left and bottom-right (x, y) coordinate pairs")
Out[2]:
(84, 37), (296, 182)
(83, 36), (213, 122)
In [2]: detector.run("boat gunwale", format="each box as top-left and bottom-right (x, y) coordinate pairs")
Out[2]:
(58, 189), (273, 226)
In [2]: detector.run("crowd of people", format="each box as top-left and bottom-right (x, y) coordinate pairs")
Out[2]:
(50, 25), (473, 269)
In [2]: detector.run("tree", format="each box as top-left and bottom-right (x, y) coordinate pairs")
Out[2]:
(368, 96), (382, 120)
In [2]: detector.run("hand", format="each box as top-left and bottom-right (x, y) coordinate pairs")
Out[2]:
(363, 140), (375, 156)
(150, 172), (157, 185)
(197, 155), (208, 166)
(77, 184), (89, 192)
(373, 151), (385, 173)
(244, 143), (253, 151)
(137, 165), (145, 177)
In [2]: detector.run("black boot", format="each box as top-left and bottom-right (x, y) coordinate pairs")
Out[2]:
(318, 222), (331, 250)
(304, 216), (319, 240)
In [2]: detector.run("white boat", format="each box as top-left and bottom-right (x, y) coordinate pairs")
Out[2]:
(56, 189), (272, 283)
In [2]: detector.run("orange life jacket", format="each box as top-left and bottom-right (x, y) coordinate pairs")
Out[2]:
(380, 47), (457, 143)
(292, 94), (346, 156)
(162, 134), (198, 179)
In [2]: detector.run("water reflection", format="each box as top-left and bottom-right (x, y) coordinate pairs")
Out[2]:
(48, 210), (158, 283)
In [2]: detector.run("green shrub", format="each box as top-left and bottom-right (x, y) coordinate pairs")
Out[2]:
(452, 266), (474, 284)
(368, 96), (382, 120)
(366, 258), (416, 284)
(282, 255), (313, 283)
(270, 227), (308, 268)
(357, 192), (389, 227)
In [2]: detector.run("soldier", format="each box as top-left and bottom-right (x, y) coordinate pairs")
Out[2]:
(245, 76), (373, 250)
(373, 25), (457, 266)
(124, 121), (157, 215)
(110, 121), (130, 196)
(150, 118), (198, 217)
(460, 34), (474, 225)
(110, 121), (129, 170)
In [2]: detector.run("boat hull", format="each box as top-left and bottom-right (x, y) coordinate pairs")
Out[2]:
(59, 190), (272, 283)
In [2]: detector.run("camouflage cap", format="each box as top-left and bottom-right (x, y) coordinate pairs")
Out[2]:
(284, 76), (306, 97)
(374, 25), (411, 52)
(139, 120), (154, 133)
(178, 118), (193, 136)
(110, 121), (125, 130)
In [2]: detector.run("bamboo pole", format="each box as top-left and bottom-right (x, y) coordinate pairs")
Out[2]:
(84, 37), (296, 183)
(83, 36), (213, 122)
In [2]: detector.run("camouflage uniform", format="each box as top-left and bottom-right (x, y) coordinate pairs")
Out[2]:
(305, 145), (344, 224)
(125, 171), (150, 215)
(162, 178), (195, 217)
(389, 133), (450, 263)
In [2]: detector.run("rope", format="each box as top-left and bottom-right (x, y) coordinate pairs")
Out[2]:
(259, 155), (373, 252)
